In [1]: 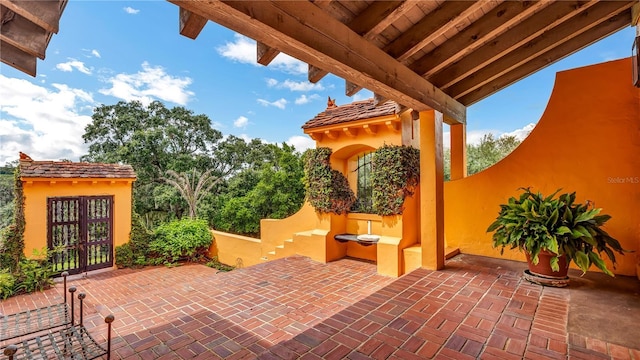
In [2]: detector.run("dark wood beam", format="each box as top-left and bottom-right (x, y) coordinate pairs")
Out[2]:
(257, 41), (279, 66)
(448, 1), (634, 100)
(171, 0), (466, 124)
(308, 64), (328, 83)
(0, 0), (62, 33)
(384, 1), (485, 62)
(429, 0), (599, 90)
(458, 11), (630, 105)
(179, 7), (207, 39)
(0, 6), (47, 59)
(409, 0), (548, 77)
(0, 39), (36, 76)
(345, 80), (362, 97)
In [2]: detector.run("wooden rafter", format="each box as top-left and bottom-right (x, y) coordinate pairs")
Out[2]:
(308, 64), (328, 84)
(384, 1), (486, 62)
(171, 0), (466, 124)
(257, 42), (279, 66)
(448, 1), (634, 100)
(1, 6), (48, 59)
(348, 1), (403, 36)
(429, 0), (600, 90)
(361, 0), (420, 41)
(458, 11), (630, 105)
(0, 0), (62, 33)
(409, 0), (549, 77)
(345, 80), (362, 97)
(0, 39), (36, 76)
(179, 7), (207, 39)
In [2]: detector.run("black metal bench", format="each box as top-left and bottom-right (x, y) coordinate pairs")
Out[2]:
(0, 272), (71, 342)
(0, 273), (114, 360)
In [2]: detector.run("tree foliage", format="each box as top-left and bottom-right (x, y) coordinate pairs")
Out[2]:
(445, 134), (522, 180)
(212, 143), (305, 237)
(82, 101), (246, 224)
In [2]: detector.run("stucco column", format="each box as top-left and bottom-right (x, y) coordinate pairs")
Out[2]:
(450, 123), (467, 180)
(419, 110), (445, 270)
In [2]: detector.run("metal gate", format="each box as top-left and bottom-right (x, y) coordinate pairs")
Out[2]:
(47, 196), (114, 275)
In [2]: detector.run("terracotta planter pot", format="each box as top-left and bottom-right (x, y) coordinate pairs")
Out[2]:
(525, 250), (569, 278)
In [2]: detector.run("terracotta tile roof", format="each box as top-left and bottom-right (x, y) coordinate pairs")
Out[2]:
(20, 160), (136, 179)
(302, 99), (400, 129)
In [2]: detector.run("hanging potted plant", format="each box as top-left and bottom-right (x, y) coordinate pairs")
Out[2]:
(487, 187), (627, 281)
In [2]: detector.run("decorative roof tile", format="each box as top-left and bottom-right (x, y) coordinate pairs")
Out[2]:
(20, 160), (136, 179)
(302, 99), (400, 129)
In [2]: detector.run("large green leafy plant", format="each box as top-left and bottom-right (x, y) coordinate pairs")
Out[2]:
(372, 145), (420, 215)
(487, 187), (627, 276)
(303, 148), (355, 214)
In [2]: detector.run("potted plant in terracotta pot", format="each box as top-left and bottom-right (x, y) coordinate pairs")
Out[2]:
(487, 187), (627, 281)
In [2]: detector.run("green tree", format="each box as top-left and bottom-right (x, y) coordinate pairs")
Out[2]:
(163, 168), (221, 219)
(81, 101), (243, 224)
(213, 143), (305, 237)
(444, 134), (522, 180)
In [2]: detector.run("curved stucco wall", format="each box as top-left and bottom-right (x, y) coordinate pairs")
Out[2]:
(444, 58), (640, 276)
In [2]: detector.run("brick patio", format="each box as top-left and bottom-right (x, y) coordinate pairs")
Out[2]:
(1, 254), (639, 359)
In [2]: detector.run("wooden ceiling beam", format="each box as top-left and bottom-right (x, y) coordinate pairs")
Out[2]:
(362, 0), (420, 40)
(179, 7), (207, 39)
(1, 6), (48, 59)
(429, 0), (600, 90)
(345, 80), (362, 97)
(410, 0), (550, 77)
(384, 1), (486, 62)
(449, 1), (634, 100)
(348, 1), (402, 36)
(0, 39), (36, 76)
(308, 64), (328, 83)
(458, 11), (630, 105)
(257, 41), (279, 66)
(171, 0), (466, 124)
(0, 0), (63, 33)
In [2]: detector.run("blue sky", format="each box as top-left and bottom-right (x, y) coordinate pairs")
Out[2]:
(0, 1), (635, 165)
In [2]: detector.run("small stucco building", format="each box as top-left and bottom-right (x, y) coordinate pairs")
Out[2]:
(19, 154), (136, 274)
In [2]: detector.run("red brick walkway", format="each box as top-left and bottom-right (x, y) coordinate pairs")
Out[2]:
(2, 255), (638, 359)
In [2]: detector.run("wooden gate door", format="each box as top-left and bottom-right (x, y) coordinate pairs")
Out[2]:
(47, 196), (114, 275)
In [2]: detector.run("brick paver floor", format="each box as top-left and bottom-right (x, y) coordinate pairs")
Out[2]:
(1, 254), (638, 359)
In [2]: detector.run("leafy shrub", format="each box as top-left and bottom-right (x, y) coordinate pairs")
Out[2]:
(372, 145), (420, 215)
(150, 218), (212, 264)
(14, 257), (54, 294)
(0, 269), (15, 299)
(115, 212), (153, 268)
(303, 148), (355, 214)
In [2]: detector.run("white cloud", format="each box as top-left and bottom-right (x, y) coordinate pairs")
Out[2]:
(56, 59), (92, 75)
(295, 94), (321, 105)
(267, 78), (324, 92)
(217, 34), (306, 74)
(123, 7), (139, 14)
(266, 78), (278, 87)
(0, 75), (95, 164)
(99, 62), (194, 105)
(234, 116), (249, 128)
(502, 123), (535, 140)
(286, 135), (315, 152)
(257, 98), (287, 109)
(91, 49), (101, 58)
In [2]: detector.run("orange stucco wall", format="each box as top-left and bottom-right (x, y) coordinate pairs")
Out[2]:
(445, 58), (640, 276)
(21, 178), (134, 258)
